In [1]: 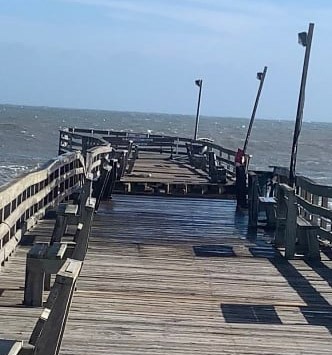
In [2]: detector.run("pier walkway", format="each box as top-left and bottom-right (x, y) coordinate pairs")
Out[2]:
(115, 151), (235, 197)
(1, 196), (332, 354)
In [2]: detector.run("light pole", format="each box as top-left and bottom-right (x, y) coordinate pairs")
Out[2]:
(243, 66), (268, 154)
(289, 23), (314, 187)
(236, 66), (267, 209)
(194, 79), (203, 140)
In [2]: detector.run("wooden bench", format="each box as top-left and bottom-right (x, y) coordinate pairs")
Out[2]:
(23, 242), (70, 307)
(296, 216), (320, 260)
(208, 151), (226, 183)
(248, 172), (276, 228)
(258, 196), (277, 228)
(276, 183), (320, 260)
(51, 178), (93, 244)
(186, 143), (208, 170)
(1, 259), (82, 355)
(23, 198), (95, 307)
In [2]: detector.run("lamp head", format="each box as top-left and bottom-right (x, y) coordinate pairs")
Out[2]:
(298, 32), (307, 47)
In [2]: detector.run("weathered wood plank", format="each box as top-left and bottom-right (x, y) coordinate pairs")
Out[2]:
(1, 196), (332, 355)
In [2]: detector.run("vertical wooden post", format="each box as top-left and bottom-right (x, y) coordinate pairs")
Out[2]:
(275, 185), (285, 247)
(24, 244), (49, 307)
(248, 172), (258, 227)
(312, 194), (319, 225)
(236, 165), (247, 208)
(321, 196), (328, 229)
(72, 198), (95, 262)
(44, 273), (52, 292)
(285, 189), (298, 259)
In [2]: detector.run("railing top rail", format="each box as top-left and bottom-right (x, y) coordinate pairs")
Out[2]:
(296, 175), (332, 197)
(61, 127), (239, 157)
(0, 151), (84, 199)
(278, 182), (295, 195)
(271, 165), (332, 197)
(86, 144), (112, 156)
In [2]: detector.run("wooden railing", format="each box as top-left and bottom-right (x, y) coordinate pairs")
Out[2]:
(296, 176), (332, 242)
(0, 259), (83, 355)
(249, 167), (332, 259)
(58, 128), (248, 179)
(0, 141), (112, 268)
(271, 166), (332, 243)
(0, 152), (85, 267)
(0, 160), (102, 354)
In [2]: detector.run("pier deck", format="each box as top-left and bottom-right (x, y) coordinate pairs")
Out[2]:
(1, 196), (332, 354)
(116, 151), (235, 196)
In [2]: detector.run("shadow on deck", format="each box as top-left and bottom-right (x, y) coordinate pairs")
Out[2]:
(64, 196), (332, 354)
(1, 195), (332, 354)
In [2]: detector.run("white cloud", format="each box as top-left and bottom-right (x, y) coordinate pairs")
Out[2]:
(3, 0), (332, 119)
(61, 0), (284, 34)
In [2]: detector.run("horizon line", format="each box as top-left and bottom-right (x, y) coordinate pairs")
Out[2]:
(0, 101), (329, 124)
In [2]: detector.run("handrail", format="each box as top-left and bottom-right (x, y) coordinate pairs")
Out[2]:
(0, 135), (115, 267)
(86, 144), (113, 176)
(295, 176), (332, 242)
(268, 166), (332, 243)
(0, 152), (85, 266)
(59, 128), (245, 178)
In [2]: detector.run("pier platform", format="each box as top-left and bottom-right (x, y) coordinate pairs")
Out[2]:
(1, 196), (332, 354)
(115, 151), (235, 197)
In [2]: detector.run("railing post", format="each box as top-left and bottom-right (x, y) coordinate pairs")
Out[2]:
(248, 172), (258, 227)
(285, 189), (298, 259)
(235, 165), (247, 208)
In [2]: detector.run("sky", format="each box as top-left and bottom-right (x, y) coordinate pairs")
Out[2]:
(0, 0), (332, 121)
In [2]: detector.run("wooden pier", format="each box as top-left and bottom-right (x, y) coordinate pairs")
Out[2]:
(58, 128), (245, 199)
(2, 196), (332, 354)
(1, 128), (332, 354)
(115, 151), (235, 197)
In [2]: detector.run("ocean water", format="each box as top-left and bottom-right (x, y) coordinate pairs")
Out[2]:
(1, 104), (332, 186)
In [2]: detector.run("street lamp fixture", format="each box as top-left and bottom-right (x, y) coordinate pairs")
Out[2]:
(298, 32), (307, 47)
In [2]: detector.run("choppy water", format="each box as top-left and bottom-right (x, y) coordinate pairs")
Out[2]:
(1, 104), (332, 186)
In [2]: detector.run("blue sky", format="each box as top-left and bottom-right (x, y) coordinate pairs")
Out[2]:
(0, 0), (332, 121)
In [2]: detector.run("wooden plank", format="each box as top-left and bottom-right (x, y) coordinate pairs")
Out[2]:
(1, 196), (332, 355)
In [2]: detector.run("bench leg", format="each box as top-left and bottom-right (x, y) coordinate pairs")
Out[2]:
(285, 226), (297, 259)
(266, 205), (276, 228)
(307, 230), (321, 260)
(284, 199), (297, 259)
(274, 223), (285, 247)
(44, 273), (51, 291)
(24, 262), (45, 307)
(51, 215), (68, 244)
